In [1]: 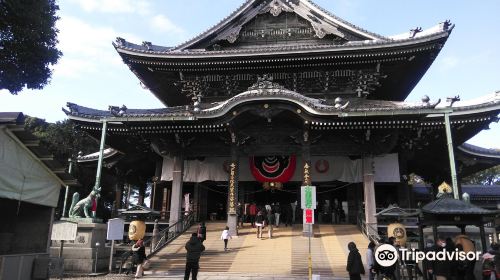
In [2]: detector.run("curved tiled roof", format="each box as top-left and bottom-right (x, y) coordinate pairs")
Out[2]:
(62, 102), (194, 120)
(113, 0), (452, 59)
(76, 148), (122, 163)
(458, 143), (500, 159)
(413, 185), (500, 198)
(421, 196), (498, 215)
(63, 87), (446, 121)
(114, 28), (450, 58)
(63, 88), (500, 121)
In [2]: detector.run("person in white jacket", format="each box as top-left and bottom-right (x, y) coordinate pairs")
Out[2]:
(366, 241), (375, 280)
(220, 226), (232, 251)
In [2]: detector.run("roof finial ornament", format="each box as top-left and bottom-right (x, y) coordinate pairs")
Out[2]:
(421, 95), (441, 108)
(248, 74), (285, 91)
(440, 20), (452, 31)
(446, 95), (460, 107)
(115, 37), (125, 46)
(66, 102), (79, 114)
(142, 41), (152, 50)
(409, 27), (423, 38)
(109, 105), (127, 117)
(192, 94), (202, 112)
(260, 0), (295, 17)
(421, 95), (430, 105)
(118, 105), (127, 115)
(334, 97), (349, 110)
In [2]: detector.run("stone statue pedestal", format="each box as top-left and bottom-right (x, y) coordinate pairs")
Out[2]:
(50, 221), (110, 273)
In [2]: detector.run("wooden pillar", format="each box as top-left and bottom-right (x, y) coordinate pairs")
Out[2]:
(125, 183), (132, 209)
(169, 155), (184, 232)
(363, 157), (377, 234)
(193, 183), (199, 222)
(418, 224), (427, 280)
(227, 135), (239, 236)
(138, 183), (145, 206)
(161, 186), (169, 220)
(113, 182), (122, 217)
(432, 225), (438, 242)
(479, 223), (487, 253)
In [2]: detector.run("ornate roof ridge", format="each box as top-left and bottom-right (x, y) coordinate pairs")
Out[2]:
(172, 0), (255, 50)
(304, 0), (385, 40)
(115, 29), (449, 57)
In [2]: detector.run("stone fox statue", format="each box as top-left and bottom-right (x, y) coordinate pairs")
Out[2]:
(69, 188), (100, 218)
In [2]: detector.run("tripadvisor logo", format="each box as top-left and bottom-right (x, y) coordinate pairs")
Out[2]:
(375, 244), (398, 267)
(375, 244), (482, 267)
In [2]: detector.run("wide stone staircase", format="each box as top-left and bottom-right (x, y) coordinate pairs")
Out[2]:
(145, 222), (369, 279)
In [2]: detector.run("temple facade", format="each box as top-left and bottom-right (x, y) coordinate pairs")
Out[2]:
(64, 0), (500, 236)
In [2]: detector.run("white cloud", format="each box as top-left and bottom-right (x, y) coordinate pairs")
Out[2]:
(150, 14), (184, 34)
(69, 0), (151, 15)
(54, 16), (142, 78)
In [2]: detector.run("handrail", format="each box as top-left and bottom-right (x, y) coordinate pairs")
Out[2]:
(357, 214), (381, 245)
(143, 211), (195, 257)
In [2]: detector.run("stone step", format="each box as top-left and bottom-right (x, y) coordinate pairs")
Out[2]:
(145, 222), (369, 278)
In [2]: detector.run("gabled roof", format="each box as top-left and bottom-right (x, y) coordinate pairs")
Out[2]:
(113, 0), (452, 56)
(421, 196), (498, 215)
(172, 0), (385, 51)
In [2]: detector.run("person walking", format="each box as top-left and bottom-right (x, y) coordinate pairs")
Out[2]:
(197, 222), (206, 243)
(266, 210), (275, 239)
(220, 226), (232, 251)
(249, 202), (257, 227)
(366, 241), (376, 280)
(346, 242), (365, 280)
(184, 232), (205, 280)
(131, 239), (147, 278)
(255, 210), (265, 239)
(273, 202), (281, 227)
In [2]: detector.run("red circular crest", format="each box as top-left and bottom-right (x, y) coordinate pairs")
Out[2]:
(315, 159), (329, 173)
(250, 155), (296, 183)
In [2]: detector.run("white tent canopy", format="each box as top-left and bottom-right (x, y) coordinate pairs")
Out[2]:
(0, 129), (61, 207)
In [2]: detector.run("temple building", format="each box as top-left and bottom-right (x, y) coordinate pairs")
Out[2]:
(63, 0), (500, 236)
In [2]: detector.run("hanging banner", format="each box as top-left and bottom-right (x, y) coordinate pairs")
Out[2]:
(250, 155), (296, 183)
(161, 154), (400, 183)
(227, 162), (237, 214)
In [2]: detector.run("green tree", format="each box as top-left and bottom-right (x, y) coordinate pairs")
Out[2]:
(24, 116), (97, 162)
(462, 165), (500, 185)
(0, 0), (61, 94)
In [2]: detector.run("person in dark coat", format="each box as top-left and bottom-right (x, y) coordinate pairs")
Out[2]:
(347, 241), (365, 280)
(433, 237), (451, 280)
(185, 232), (206, 280)
(131, 239), (147, 278)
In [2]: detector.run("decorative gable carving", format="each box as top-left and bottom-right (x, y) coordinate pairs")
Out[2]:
(259, 0), (295, 17)
(187, 0), (375, 51)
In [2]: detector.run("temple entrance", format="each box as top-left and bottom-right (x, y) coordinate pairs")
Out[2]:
(316, 183), (349, 224)
(243, 182), (298, 206)
(204, 183), (227, 221)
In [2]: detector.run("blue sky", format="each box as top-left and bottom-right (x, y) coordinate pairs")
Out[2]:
(1, 0), (499, 148)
